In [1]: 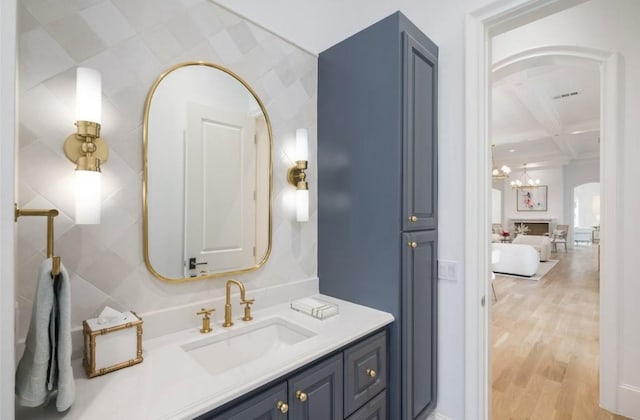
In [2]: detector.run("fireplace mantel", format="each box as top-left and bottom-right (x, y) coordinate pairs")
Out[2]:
(509, 218), (557, 236)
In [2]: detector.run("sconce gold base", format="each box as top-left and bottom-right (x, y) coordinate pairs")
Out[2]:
(64, 121), (108, 168)
(64, 135), (108, 166)
(287, 160), (308, 189)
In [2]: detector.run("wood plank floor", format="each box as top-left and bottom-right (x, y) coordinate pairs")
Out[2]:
(490, 244), (629, 420)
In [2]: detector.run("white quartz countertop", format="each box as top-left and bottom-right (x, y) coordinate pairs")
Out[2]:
(18, 295), (393, 420)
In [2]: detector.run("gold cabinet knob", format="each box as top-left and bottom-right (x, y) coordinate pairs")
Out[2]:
(296, 390), (308, 402)
(366, 368), (377, 378)
(276, 400), (289, 413)
(409, 215), (418, 222)
(408, 241), (417, 248)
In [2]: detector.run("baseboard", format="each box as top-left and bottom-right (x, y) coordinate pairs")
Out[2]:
(618, 383), (640, 419)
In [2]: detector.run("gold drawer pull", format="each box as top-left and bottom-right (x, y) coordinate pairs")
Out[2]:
(408, 241), (417, 248)
(409, 215), (418, 222)
(296, 390), (308, 402)
(277, 400), (289, 413)
(366, 368), (377, 378)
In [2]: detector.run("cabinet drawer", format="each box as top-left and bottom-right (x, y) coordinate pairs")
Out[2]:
(346, 390), (387, 420)
(344, 331), (387, 416)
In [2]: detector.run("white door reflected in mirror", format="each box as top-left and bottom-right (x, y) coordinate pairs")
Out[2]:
(184, 103), (257, 276)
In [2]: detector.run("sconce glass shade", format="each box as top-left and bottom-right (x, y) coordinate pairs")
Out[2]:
(296, 188), (309, 222)
(76, 67), (102, 124)
(75, 170), (101, 224)
(295, 128), (308, 161)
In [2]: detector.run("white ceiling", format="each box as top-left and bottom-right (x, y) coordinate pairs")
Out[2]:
(492, 58), (600, 169)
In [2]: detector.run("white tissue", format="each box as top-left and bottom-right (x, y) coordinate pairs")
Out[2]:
(97, 306), (126, 325)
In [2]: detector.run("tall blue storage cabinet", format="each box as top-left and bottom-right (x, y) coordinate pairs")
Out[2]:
(318, 12), (438, 420)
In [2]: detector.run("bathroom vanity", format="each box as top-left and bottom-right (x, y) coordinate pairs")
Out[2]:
(17, 296), (392, 419)
(199, 329), (387, 419)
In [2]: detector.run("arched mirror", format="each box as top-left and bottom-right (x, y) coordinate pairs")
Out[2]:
(143, 62), (272, 282)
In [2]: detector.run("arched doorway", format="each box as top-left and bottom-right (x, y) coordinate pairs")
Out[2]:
(465, 1), (623, 417)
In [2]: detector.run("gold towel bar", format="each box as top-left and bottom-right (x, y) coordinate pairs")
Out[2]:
(14, 203), (62, 276)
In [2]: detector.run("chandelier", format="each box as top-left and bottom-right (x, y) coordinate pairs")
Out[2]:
(491, 145), (511, 180)
(510, 163), (541, 188)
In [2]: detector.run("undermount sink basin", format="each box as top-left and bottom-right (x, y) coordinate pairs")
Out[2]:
(182, 316), (316, 375)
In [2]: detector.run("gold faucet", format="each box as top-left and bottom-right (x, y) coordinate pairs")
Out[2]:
(223, 279), (255, 327)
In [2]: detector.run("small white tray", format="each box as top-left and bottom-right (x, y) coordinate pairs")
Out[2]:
(290, 297), (339, 320)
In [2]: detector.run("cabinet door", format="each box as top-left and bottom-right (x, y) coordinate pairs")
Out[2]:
(288, 353), (343, 420)
(402, 231), (437, 420)
(206, 382), (288, 420)
(402, 31), (438, 232)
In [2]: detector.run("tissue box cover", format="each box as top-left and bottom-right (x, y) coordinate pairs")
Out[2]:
(82, 311), (143, 378)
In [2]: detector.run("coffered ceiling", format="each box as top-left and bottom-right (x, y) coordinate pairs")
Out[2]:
(491, 58), (600, 168)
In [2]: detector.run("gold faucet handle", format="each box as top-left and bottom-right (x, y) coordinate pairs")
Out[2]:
(196, 308), (215, 333)
(241, 299), (255, 321)
(196, 307), (215, 317)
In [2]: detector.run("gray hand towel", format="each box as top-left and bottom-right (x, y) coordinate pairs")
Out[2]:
(15, 258), (75, 412)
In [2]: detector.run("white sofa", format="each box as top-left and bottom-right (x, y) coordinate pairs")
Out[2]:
(492, 243), (540, 277)
(512, 234), (551, 261)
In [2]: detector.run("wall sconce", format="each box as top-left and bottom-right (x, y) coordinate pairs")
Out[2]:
(63, 67), (108, 224)
(287, 128), (309, 222)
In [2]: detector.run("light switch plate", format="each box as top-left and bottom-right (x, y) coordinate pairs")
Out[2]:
(438, 259), (459, 281)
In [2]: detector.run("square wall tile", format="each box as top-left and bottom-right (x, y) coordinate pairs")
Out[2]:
(141, 27), (183, 64)
(227, 21), (257, 54)
(46, 13), (106, 62)
(18, 3), (39, 34)
(19, 27), (74, 90)
(111, 36), (162, 86)
(111, 0), (170, 33)
(21, 0), (74, 26)
(79, 1), (136, 47)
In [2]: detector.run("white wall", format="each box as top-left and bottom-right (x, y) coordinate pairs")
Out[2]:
(16, 0), (317, 355)
(564, 157), (599, 245)
(491, 188), (502, 224)
(574, 182), (600, 227)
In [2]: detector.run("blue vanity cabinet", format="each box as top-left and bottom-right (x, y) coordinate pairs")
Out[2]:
(197, 329), (387, 420)
(318, 11), (438, 420)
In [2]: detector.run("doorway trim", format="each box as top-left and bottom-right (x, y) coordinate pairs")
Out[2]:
(0, 0), (17, 419)
(464, 0), (621, 418)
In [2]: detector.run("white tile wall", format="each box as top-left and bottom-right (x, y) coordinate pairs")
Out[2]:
(16, 0), (318, 345)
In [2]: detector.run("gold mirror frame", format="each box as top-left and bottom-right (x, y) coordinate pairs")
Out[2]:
(142, 61), (273, 283)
